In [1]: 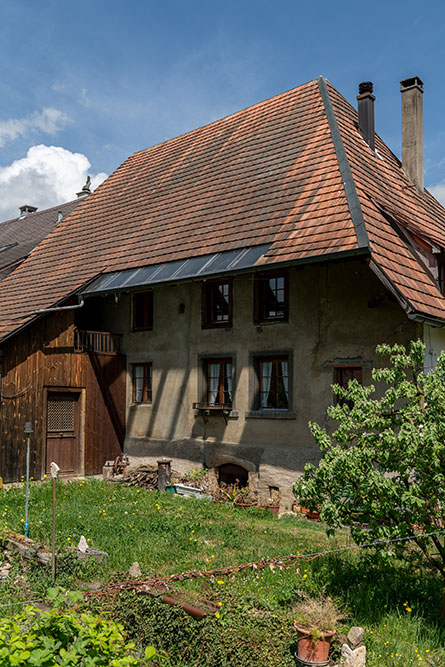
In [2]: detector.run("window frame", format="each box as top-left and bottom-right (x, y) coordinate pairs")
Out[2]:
(256, 355), (290, 410)
(254, 270), (289, 324)
(204, 357), (233, 408)
(201, 279), (233, 329)
(132, 291), (153, 331)
(131, 362), (153, 404)
(334, 365), (363, 406)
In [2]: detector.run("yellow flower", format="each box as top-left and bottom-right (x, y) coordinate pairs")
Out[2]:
(67, 537), (71, 541)
(191, 530), (195, 533)
(43, 475), (47, 479)
(211, 554), (215, 558)
(217, 580), (224, 585)
(218, 602), (223, 607)
(215, 613), (220, 619)
(303, 574), (307, 578)
(406, 607), (412, 612)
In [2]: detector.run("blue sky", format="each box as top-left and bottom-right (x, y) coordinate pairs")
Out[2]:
(0, 0), (445, 217)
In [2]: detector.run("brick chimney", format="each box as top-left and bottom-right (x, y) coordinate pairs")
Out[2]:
(400, 76), (424, 192)
(357, 81), (375, 151)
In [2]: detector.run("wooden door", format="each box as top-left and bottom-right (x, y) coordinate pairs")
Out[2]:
(46, 392), (80, 474)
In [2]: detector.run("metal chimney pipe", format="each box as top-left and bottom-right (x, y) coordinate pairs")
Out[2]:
(357, 81), (375, 151)
(400, 76), (424, 192)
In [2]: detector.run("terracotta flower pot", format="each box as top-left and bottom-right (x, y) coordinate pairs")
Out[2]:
(294, 624), (335, 663)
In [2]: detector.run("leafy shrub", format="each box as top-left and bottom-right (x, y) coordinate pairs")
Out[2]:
(0, 590), (161, 666)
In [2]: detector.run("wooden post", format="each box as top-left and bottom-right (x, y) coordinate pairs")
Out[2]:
(50, 462), (60, 584)
(157, 459), (172, 492)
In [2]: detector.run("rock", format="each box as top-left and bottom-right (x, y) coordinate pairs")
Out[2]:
(129, 561), (142, 578)
(340, 643), (366, 667)
(77, 535), (89, 553)
(347, 626), (365, 650)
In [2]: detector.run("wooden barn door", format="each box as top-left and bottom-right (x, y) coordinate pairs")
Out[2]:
(46, 391), (80, 474)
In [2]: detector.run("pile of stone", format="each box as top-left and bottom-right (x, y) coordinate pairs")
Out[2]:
(340, 626), (366, 666)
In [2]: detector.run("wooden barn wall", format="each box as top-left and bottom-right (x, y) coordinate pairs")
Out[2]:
(0, 311), (125, 482)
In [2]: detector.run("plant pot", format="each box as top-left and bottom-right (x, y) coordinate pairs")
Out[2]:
(267, 504), (280, 514)
(294, 624), (334, 664)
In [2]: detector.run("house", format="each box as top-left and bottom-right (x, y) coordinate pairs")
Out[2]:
(0, 194), (85, 282)
(1, 76), (445, 503)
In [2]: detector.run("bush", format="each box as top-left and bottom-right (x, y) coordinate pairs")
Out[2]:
(0, 590), (161, 666)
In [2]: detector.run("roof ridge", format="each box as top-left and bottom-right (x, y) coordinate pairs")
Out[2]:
(317, 76), (370, 251)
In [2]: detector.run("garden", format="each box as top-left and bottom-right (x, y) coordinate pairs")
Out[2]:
(1, 341), (444, 666)
(0, 478), (442, 666)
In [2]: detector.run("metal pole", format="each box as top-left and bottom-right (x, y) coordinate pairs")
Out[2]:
(50, 462), (60, 584)
(24, 422), (33, 538)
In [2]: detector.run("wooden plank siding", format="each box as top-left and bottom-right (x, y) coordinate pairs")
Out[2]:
(0, 310), (125, 482)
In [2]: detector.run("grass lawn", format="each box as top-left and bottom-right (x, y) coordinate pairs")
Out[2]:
(0, 479), (442, 666)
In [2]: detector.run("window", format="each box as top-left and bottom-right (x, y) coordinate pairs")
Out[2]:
(254, 271), (288, 323)
(334, 366), (362, 406)
(202, 280), (232, 328)
(132, 291), (153, 330)
(257, 357), (289, 409)
(205, 358), (233, 407)
(132, 363), (152, 403)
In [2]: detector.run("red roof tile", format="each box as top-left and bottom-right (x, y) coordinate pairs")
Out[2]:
(1, 76), (445, 339)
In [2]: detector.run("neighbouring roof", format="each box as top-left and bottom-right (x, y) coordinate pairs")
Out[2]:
(1, 76), (445, 341)
(0, 199), (81, 281)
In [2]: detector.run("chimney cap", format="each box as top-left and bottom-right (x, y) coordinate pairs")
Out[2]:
(358, 81), (374, 95)
(77, 175), (92, 199)
(19, 205), (38, 217)
(400, 76), (424, 92)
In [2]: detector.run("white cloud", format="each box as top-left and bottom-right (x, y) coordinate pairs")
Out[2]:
(428, 182), (445, 206)
(0, 144), (107, 220)
(0, 108), (70, 147)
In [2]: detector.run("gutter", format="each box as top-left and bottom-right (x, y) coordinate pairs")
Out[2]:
(11, 297), (85, 320)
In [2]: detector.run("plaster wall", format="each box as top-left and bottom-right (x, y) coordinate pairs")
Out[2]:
(84, 258), (419, 503)
(424, 323), (445, 370)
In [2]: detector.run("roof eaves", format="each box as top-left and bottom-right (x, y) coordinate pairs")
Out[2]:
(368, 257), (417, 317)
(317, 76), (370, 251)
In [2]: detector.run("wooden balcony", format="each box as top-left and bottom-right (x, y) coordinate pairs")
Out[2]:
(74, 329), (122, 355)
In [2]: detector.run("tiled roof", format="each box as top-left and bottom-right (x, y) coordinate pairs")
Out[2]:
(1, 76), (445, 340)
(0, 199), (81, 280)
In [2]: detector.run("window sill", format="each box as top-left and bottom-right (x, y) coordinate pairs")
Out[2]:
(245, 410), (296, 419)
(201, 322), (232, 330)
(130, 402), (152, 407)
(193, 403), (238, 419)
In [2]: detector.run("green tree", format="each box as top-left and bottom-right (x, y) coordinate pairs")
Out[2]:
(293, 341), (445, 620)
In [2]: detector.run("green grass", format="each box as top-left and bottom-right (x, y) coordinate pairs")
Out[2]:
(0, 479), (443, 666)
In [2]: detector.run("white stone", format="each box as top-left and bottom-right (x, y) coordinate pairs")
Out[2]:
(77, 535), (89, 553)
(340, 643), (366, 667)
(129, 561), (142, 578)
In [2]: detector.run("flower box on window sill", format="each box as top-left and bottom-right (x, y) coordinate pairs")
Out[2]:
(192, 403), (238, 418)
